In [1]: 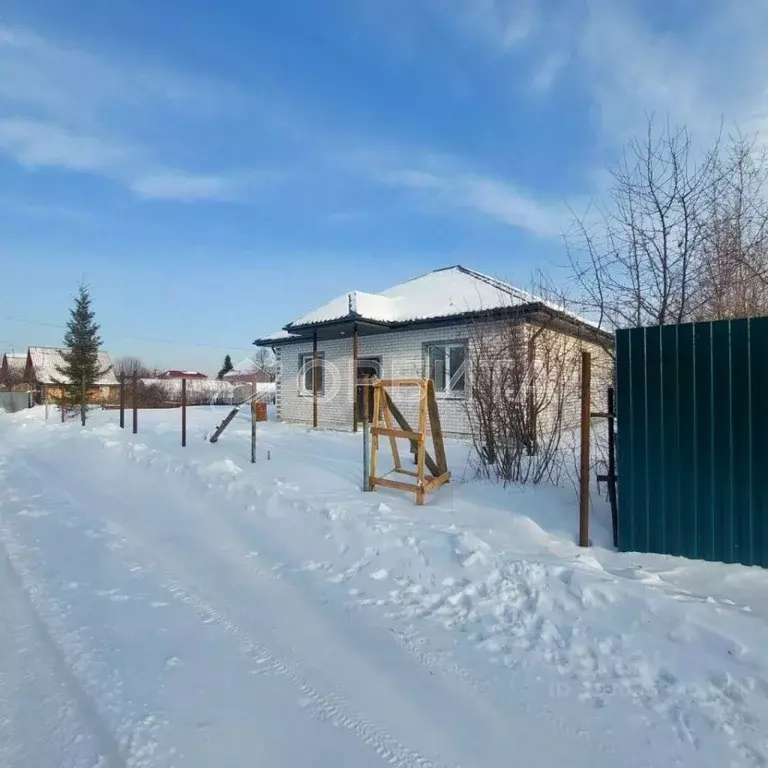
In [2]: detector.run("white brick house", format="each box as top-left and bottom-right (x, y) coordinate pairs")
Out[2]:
(255, 266), (612, 438)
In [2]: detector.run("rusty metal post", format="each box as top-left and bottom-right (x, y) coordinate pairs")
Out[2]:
(119, 372), (125, 428)
(579, 351), (592, 547)
(352, 322), (359, 433)
(132, 373), (138, 434)
(251, 396), (257, 464)
(362, 375), (371, 491)
(312, 330), (319, 429)
(607, 386), (618, 548)
(181, 378), (187, 447)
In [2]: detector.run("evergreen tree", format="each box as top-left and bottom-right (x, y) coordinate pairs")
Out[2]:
(217, 353), (234, 380)
(56, 284), (108, 426)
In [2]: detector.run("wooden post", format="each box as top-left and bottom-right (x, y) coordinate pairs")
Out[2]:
(579, 351), (592, 547)
(362, 375), (370, 490)
(312, 330), (319, 429)
(80, 379), (86, 426)
(132, 373), (138, 434)
(415, 382), (428, 506)
(251, 394), (257, 464)
(352, 322), (359, 433)
(119, 372), (125, 428)
(181, 378), (187, 447)
(426, 380), (447, 474)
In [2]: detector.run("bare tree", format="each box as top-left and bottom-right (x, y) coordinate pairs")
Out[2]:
(114, 356), (154, 379)
(696, 132), (768, 319)
(466, 311), (588, 485)
(464, 272), (613, 486)
(567, 116), (720, 329)
(253, 347), (277, 381)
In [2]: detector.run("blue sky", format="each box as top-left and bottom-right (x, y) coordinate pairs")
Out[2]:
(1, 0), (765, 372)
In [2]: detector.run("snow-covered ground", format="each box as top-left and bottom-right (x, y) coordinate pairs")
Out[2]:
(1, 406), (768, 767)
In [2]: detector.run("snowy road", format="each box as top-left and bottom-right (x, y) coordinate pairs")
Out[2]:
(1, 409), (768, 767)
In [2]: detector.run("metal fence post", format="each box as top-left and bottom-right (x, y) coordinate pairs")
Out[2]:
(251, 396), (257, 464)
(132, 373), (138, 434)
(607, 386), (618, 548)
(119, 372), (125, 428)
(362, 375), (371, 491)
(579, 351), (592, 547)
(181, 377), (187, 447)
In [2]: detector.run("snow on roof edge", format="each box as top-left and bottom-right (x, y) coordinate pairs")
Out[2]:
(275, 265), (603, 334)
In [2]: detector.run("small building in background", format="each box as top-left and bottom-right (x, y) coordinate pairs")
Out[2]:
(25, 346), (119, 404)
(0, 353), (28, 391)
(157, 370), (208, 380)
(223, 360), (272, 385)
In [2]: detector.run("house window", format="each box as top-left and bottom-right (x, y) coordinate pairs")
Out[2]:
(426, 342), (467, 396)
(298, 352), (325, 396)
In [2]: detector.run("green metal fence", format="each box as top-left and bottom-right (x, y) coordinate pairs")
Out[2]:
(616, 317), (768, 566)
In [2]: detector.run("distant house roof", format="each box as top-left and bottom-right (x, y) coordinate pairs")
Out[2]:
(223, 360), (271, 383)
(255, 265), (606, 346)
(157, 370), (208, 379)
(27, 347), (118, 386)
(2, 353), (26, 376)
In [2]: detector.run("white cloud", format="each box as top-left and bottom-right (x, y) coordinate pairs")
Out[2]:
(131, 172), (238, 201)
(0, 25), (247, 201)
(0, 119), (134, 171)
(530, 50), (568, 92)
(380, 161), (564, 237)
(550, 0), (768, 145)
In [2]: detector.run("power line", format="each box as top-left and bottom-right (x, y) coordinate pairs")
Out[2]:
(1, 315), (257, 352)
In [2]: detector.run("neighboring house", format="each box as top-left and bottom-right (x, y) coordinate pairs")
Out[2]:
(139, 377), (239, 405)
(255, 265), (613, 437)
(25, 346), (119, 404)
(157, 370), (208, 379)
(0, 353), (29, 390)
(223, 361), (272, 385)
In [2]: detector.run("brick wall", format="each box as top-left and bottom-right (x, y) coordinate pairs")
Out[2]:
(275, 324), (477, 437)
(272, 319), (614, 439)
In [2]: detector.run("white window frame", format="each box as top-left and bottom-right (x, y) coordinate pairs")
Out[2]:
(425, 340), (467, 398)
(298, 351), (325, 396)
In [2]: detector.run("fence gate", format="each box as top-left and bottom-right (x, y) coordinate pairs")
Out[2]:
(616, 317), (768, 566)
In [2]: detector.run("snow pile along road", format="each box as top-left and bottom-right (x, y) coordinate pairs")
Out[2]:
(1, 406), (768, 768)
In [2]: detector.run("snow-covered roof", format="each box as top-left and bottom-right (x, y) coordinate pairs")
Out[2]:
(256, 329), (302, 343)
(284, 266), (592, 330)
(3, 353), (26, 375)
(157, 370), (208, 379)
(28, 347), (118, 386)
(140, 378), (234, 398)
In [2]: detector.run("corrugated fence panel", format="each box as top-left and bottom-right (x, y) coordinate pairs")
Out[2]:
(730, 319), (751, 564)
(660, 324), (681, 557)
(615, 330), (632, 552)
(752, 319), (768, 567)
(616, 316), (768, 566)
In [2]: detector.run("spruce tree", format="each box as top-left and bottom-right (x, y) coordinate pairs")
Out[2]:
(217, 353), (234, 380)
(56, 284), (108, 426)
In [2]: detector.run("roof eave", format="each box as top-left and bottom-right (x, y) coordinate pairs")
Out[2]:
(255, 303), (612, 346)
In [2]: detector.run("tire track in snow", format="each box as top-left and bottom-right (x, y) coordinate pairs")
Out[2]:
(18, 451), (457, 768)
(0, 517), (127, 768)
(160, 576), (449, 768)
